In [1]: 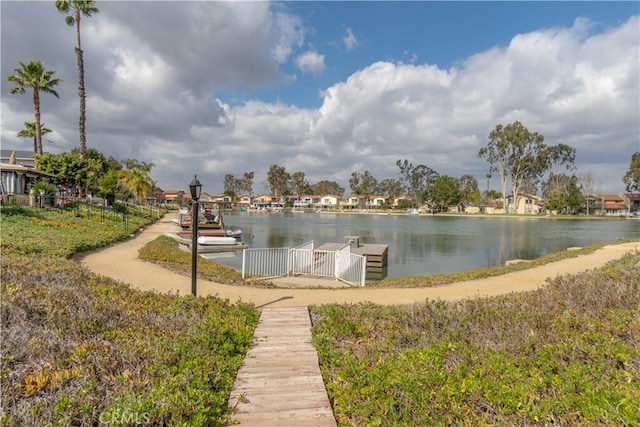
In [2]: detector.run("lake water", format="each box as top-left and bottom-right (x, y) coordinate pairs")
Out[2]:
(208, 211), (639, 280)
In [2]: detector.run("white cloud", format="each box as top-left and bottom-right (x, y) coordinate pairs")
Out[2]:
(343, 28), (358, 51)
(295, 51), (326, 75)
(1, 2), (637, 195)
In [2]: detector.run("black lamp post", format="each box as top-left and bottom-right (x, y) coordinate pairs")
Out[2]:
(189, 175), (203, 296)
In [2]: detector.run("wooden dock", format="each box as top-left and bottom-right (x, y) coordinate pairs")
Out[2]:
(317, 235), (388, 270)
(228, 307), (336, 426)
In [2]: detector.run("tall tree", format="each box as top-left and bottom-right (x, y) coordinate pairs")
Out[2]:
(349, 170), (378, 197)
(118, 159), (154, 201)
(17, 121), (52, 157)
(396, 159), (439, 207)
(7, 61), (61, 156)
(311, 180), (344, 197)
(622, 152), (640, 193)
(56, 0), (99, 160)
(290, 171), (310, 195)
(238, 171), (254, 195)
(458, 174), (478, 208)
(266, 164), (290, 198)
(478, 121), (575, 212)
(578, 170), (599, 215)
(431, 175), (461, 212)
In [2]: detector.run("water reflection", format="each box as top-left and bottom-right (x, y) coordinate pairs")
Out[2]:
(217, 212), (639, 280)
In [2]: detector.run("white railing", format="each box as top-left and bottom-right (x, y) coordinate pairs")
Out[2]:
(242, 241), (367, 286)
(242, 247), (290, 278)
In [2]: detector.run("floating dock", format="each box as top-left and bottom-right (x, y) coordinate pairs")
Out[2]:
(317, 235), (388, 271)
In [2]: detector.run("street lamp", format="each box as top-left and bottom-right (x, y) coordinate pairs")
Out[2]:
(189, 175), (203, 296)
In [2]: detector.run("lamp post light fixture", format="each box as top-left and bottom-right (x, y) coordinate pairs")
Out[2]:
(189, 175), (203, 296)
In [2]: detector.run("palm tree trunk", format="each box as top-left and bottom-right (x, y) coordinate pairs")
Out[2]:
(33, 88), (43, 156)
(75, 12), (87, 160)
(76, 46), (87, 159)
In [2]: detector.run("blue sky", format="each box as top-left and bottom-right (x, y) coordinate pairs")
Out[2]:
(2, 1), (639, 195)
(225, 1), (640, 108)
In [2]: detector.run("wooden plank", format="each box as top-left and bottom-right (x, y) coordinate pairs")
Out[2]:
(228, 306), (336, 426)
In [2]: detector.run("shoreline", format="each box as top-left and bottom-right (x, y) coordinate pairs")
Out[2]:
(77, 214), (640, 307)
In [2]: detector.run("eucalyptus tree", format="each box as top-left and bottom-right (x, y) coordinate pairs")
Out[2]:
(396, 159), (439, 207)
(458, 174), (478, 208)
(18, 121), (52, 156)
(377, 178), (403, 198)
(349, 170), (378, 197)
(478, 121), (575, 212)
(266, 164), (290, 198)
(56, 0), (99, 160)
(7, 61), (61, 156)
(238, 172), (254, 195)
(290, 171), (311, 195)
(623, 152), (640, 193)
(311, 180), (344, 197)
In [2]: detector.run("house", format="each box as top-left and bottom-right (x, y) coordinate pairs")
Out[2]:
(237, 194), (254, 210)
(505, 194), (543, 214)
(341, 195), (367, 210)
(391, 195), (413, 209)
(294, 195), (321, 209)
(595, 193), (637, 216)
(162, 189), (185, 205)
(254, 194), (275, 210)
(0, 163), (56, 196)
(367, 195), (389, 210)
(319, 195), (341, 209)
(622, 193), (640, 213)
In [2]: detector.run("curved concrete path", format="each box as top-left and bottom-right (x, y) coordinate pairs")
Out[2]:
(77, 214), (640, 307)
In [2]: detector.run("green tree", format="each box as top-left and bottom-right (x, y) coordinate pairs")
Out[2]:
(290, 171), (310, 195)
(7, 61), (61, 156)
(478, 121), (575, 212)
(238, 172), (254, 195)
(36, 151), (102, 196)
(430, 175), (461, 212)
(56, 0), (99, 160)
(458, 174), (478, 208)
(310, 180), (344, 197)
(118, 159), (154, 202)
(17, 121), (52, 158)
(349, 170), (378, 197)
(396, 159), (439, 207)
(98, 169), (124, 205)
(377, 178), (403, 198)
(266, 164), (290, 198)
(622, 152), (640, 193)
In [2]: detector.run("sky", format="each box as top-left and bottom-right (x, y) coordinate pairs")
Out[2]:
(1, 1), (639, 195)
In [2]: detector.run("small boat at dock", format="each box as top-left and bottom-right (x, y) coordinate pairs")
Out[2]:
(197, 236), (238, 246)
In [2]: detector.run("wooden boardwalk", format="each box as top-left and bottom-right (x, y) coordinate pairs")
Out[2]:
(227, 306), (336, 426)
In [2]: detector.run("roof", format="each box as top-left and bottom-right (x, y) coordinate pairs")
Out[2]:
(0, 163), (56, 178)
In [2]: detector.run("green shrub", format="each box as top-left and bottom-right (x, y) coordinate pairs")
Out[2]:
(311, 252), (640, 425)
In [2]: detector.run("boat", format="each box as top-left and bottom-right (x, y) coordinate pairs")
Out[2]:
(226, 228), (242, 238)
(197, 236), (238, 246)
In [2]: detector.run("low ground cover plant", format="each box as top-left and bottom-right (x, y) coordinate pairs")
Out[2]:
(1, 207), (259, 425)
(311, 252), (640, 425)
(138, 235), (245, 285)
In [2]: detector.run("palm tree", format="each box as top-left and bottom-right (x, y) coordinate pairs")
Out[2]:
(18, 121), (52, 156)
(56, 0), (99, 160)
(7, 61), (61, 156)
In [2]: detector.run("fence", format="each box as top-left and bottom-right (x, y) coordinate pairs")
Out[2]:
(242, 241), (367, 286)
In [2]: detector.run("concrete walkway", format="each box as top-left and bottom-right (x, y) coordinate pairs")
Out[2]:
(227, 306), (336, 426)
